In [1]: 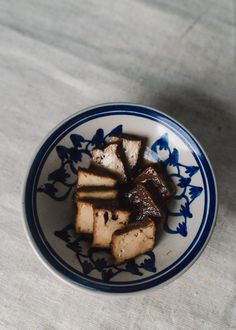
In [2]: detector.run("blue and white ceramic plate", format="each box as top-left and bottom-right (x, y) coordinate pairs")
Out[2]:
(23, 103), (217, 294)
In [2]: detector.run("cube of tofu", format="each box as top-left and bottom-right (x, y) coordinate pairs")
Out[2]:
(76, 188), (118, 200)
(92, 209), (130, 248)
(75, 201), (94, 234)
(111, 217), (156, 265)
(75, 199), (119, 234)
(127, 183), (167, 220)
(135, 163), (175, 199)
(109, 135), (142, 170)
(92, 143), (128, 182)
(77, 167), (117, 187)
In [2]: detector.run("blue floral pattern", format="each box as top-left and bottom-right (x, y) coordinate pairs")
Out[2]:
(37, 125), (123, 200)
(55, 224), (156, 282)
(150, 133), (203, 237)
(37, 126), (203, 281)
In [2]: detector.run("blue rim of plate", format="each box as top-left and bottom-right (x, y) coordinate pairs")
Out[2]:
(23, 103), (217, 293)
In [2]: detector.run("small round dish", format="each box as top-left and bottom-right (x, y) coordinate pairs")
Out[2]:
(23, 103), (217, 294)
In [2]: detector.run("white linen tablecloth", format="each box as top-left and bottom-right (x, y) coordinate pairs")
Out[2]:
(0, 1), (236, 329)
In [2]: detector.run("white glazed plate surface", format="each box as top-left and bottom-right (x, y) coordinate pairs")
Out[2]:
(23, 103), (217, 293)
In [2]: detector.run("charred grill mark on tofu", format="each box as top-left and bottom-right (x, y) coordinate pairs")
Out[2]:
(104, 211), (109, 224)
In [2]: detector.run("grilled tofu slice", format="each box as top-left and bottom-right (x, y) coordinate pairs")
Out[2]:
(109, 135), (142, 170)
(92, 208), (130, 248)
(92, 143), (128, 182)
(75, 201), (94, 234)
(111, 217), (156, 265)
(127, 183), (167, 220)
(77, 167), (117, 187)
(75, 199), (119, 234)
(76, 188), (118, 200)
(135, 163), (175, 199)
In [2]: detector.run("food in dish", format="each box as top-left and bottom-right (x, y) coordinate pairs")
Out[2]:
(74, 133), (175, 265)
